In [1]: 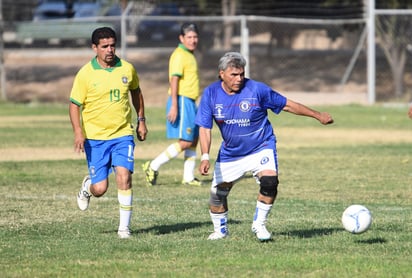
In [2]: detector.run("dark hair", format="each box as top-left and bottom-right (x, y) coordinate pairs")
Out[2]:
(180, 22), (199, 36)
(91, 27), (117, 45)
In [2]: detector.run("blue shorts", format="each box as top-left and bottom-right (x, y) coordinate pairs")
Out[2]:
(166, 95), (199, 141)
(84, 135), (135, 184)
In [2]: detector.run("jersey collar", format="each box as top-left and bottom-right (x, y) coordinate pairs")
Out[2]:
(91, 56), (122, 71)
(178, 43), (193, 53)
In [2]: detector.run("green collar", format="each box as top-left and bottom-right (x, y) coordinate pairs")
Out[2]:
(91, 56), (121, 71)
(178, 43), (193, 53)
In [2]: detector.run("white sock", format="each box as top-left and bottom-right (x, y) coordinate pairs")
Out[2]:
(253, 201), (272, 225)
(83, 177), (92, 195)
(118, 189), (133, 230)
(150, 143), (182, 171)
(210, 211), (228, 235)
(183, 148), (197, 182)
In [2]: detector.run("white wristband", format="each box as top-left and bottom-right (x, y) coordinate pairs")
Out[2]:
(201, 153), (210, 161)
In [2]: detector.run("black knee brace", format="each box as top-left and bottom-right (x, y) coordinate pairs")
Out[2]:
(209, 184), (231, 207)
(259, 176), (279, 198)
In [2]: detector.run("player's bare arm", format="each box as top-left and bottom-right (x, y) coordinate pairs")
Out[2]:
(198, 127), (212, 175)
(283, 99), (334, 125)
(69, 102), (85, 153)
(131, 87), (147, 141)
(167, 75), (180, 124)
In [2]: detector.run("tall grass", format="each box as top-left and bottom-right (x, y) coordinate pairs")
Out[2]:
(0, 102), (411, 277)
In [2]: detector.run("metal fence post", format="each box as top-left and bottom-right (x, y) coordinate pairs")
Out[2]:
(366, 0), (376, 104)
(0, 0), (7, 101)
(240, 15), (250, 78)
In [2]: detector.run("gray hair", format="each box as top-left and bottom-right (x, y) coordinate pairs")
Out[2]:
(218, 52), (246, 71)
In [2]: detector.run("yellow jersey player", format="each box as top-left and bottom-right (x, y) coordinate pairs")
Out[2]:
(142, 23), (201, 187)
(69, 27), (147, 239)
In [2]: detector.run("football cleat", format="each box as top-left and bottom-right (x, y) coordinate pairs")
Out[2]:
(117, 228), (131, 239)
(142, 161), (158, 186)
(181, 178), (202, 186)
(251, 222), (271, 241)
(77, 175), (91, 211)
(207, 231), (229, 240)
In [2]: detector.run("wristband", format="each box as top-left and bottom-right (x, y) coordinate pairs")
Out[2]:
(137, 117), (146, 122)
(201, 153), (210, 161)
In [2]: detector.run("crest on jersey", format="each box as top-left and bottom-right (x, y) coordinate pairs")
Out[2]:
(215, 104), (224, 119)
(239, 100), (251, 112)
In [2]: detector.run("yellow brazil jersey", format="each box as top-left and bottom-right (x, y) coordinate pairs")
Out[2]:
(70, 56), (139, 140)
(168, 44), (199, 100)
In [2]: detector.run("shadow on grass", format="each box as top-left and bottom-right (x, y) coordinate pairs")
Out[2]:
(137, 221), (210, 235)
(136, 219), (242, 235)
(278, 229), (388, 244)
(355, 237), (387, 244)
(278, 227), (341, 238)
(102, 219), (244, 236)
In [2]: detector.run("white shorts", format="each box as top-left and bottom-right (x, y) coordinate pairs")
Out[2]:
(211, 148), (278, 187)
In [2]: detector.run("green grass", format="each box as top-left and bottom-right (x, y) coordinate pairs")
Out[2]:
(0, 102), (411, 277)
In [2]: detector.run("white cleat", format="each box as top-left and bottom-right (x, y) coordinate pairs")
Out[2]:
(117, 228), (131, 239)
(252, 223), (271, 241)
(77, 175), (91, 211)
(207, 231), (229, 240)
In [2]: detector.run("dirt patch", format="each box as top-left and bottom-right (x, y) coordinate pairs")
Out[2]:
(1, 48), (371, 162)
(4, 48), (368, 106)
(2, 127), (411, 162)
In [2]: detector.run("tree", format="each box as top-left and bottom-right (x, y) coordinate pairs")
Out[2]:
(312, 0), (412, 99)
(375, 0), (412, 98)
(221, 0), (237, 50)
(376, 14), (412, 98)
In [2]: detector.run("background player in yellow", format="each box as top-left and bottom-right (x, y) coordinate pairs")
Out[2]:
(69, 27), (147, 239)
(142, 23), (201, 187)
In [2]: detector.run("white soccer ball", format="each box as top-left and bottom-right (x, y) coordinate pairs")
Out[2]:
(341, 205), (372, 234)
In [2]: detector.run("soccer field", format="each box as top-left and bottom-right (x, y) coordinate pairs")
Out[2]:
(0, 102), (411, 277)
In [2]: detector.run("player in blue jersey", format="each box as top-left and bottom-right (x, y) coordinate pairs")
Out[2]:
(195, 52), (334, 241)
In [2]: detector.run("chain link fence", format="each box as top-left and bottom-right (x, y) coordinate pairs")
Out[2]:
(4, 14), (371, 105)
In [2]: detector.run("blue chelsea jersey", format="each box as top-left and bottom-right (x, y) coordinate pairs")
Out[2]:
(195, 78), (287, 162)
